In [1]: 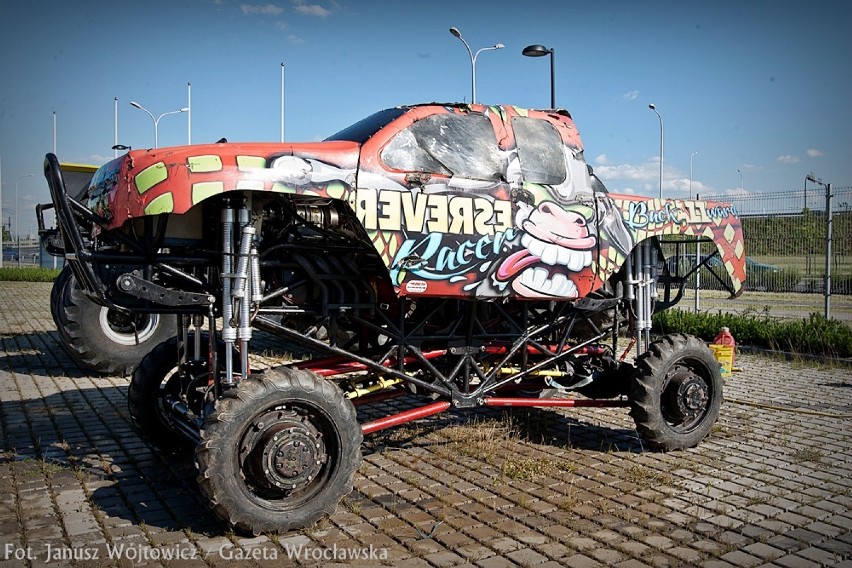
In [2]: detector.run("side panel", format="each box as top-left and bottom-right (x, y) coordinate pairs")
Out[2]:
(354, 105), (615, 300)
(611, 195), (746, 296)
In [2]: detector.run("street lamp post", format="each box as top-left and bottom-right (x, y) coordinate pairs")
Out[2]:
(129, 101), (189, 148)
(689, 151), (700, 312)
(806, 174), (833, 319)
(738, 168), (743, 191)
(449, 27), (504, 104)
(15, 173), (34, 267)
(648, 104), (664, 199)
(280, 63), (286, 142)
(689, 151), (699, 200)
(522, 44), (555, 108)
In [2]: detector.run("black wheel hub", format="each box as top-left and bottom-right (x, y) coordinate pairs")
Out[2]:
(662, 369), (709, 424)
(157, 359), (213, 432)
(106, 310), (149, 334)
(244, 410), (327, 494)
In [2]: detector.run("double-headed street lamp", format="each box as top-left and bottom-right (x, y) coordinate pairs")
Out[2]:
(449, 27), (504, 104)
(522, 44), (555, 109)
(130, 101), (189, 149)
(648, 104), (664, 199)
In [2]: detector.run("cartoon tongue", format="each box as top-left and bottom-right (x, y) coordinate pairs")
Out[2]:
(496, 249), (540, 280)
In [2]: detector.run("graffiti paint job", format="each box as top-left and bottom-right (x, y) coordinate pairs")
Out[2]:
(81, 103), (745, 301)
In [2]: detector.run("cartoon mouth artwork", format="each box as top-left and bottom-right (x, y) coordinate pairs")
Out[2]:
(496, 201), (596, 298)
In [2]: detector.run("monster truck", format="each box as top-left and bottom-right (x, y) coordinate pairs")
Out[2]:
(40, 163), (175, 375)
(40, 103), (745, 535)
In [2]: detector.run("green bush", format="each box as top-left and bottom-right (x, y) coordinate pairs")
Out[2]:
(0, 267), (62, 282)
(653, 308), (852, 359)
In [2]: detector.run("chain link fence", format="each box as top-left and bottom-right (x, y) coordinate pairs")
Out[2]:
(667, 186), (851, 321)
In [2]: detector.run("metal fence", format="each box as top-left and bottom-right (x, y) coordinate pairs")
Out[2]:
(674, 186), (852, 321)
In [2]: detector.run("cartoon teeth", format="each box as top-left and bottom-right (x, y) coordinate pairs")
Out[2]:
(521, 234), (592, 271)
(518, 268), (578, 297)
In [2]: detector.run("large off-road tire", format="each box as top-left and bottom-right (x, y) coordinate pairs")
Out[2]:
(50, 266), (72, 330)
(128, 335), (217, 453)
(629, 334), (723, 451)
(56, 273), (176, 375)
(196, 367), (362, 535)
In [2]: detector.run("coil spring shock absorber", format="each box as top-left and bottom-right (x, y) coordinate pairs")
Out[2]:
(234, 207), (255, 380)
(221, 205), (237, 386)
(627, 240), (658, 357)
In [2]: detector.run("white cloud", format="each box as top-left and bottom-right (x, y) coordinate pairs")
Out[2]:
(594, 162), (654, 181)
(806, 148), (823, 157)
(88, 154), (113, 164)
(288, 34), (305, 44)
(291, 0), (332, 17)
(621, 90), (639, 101)
(593, 156), (715, 197)
(241, 3), (285, 15)
(777, 155), (800, 164)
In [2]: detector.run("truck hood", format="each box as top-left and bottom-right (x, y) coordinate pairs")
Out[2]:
(86, 141), (361, 230)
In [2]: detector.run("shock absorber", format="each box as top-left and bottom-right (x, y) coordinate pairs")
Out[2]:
(234, 207), (255, 379)
(645, 241), (658, 349)
(628, 240), (657, 358)
(221, 205), (237, 386)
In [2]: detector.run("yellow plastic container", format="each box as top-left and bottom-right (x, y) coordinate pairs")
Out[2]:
(709, 344), (734, 377)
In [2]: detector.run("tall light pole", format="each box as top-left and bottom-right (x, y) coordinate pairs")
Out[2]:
(648, 103), (664, 199)
(187, 82), (192, 145)
(690, 150), (700, 312)
(280, 63), (286, 142)
(449, 27), (504, 104)
(114, 97), (119, 158)
(738, 168), (743, 191)
(807, 174), (833, 319)
(15, 173), (34, 267)
(129, 101), (189, 148)
(689, 151), (699, 199)
(522, 44), (555, 108)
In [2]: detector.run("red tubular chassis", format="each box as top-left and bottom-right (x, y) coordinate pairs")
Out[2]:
(38, 103), (744, 534)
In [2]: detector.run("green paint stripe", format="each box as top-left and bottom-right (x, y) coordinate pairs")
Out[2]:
(187, 155), (223, 173)
(136, 162), (168, 194)
(144, 193), (174, 215)
(237, 155), (267, 170)
(192, 182), (224, 204)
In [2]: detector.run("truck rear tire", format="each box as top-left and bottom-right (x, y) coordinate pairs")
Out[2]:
(196, 367), (362, 535)
(629, 334), (723, 451)
(55, 270), (176, 376)
(128, 334), (222, 452)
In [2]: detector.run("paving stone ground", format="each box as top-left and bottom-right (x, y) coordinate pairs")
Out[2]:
(0, 280), (850, 567)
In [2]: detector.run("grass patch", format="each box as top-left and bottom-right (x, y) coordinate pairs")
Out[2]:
(500, 456), (556, 481)
(0, 267), (62, 282)
(653, 308), (852, 359)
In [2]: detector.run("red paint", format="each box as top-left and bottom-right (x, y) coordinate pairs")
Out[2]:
(360, 401), (452, 435)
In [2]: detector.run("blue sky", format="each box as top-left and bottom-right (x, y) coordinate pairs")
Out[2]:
(1, 0), (850, 234)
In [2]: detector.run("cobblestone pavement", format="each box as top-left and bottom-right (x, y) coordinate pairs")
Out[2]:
(1, 281), (850, 567)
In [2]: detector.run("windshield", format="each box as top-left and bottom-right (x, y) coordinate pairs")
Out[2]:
(324, 107), (408, 143)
